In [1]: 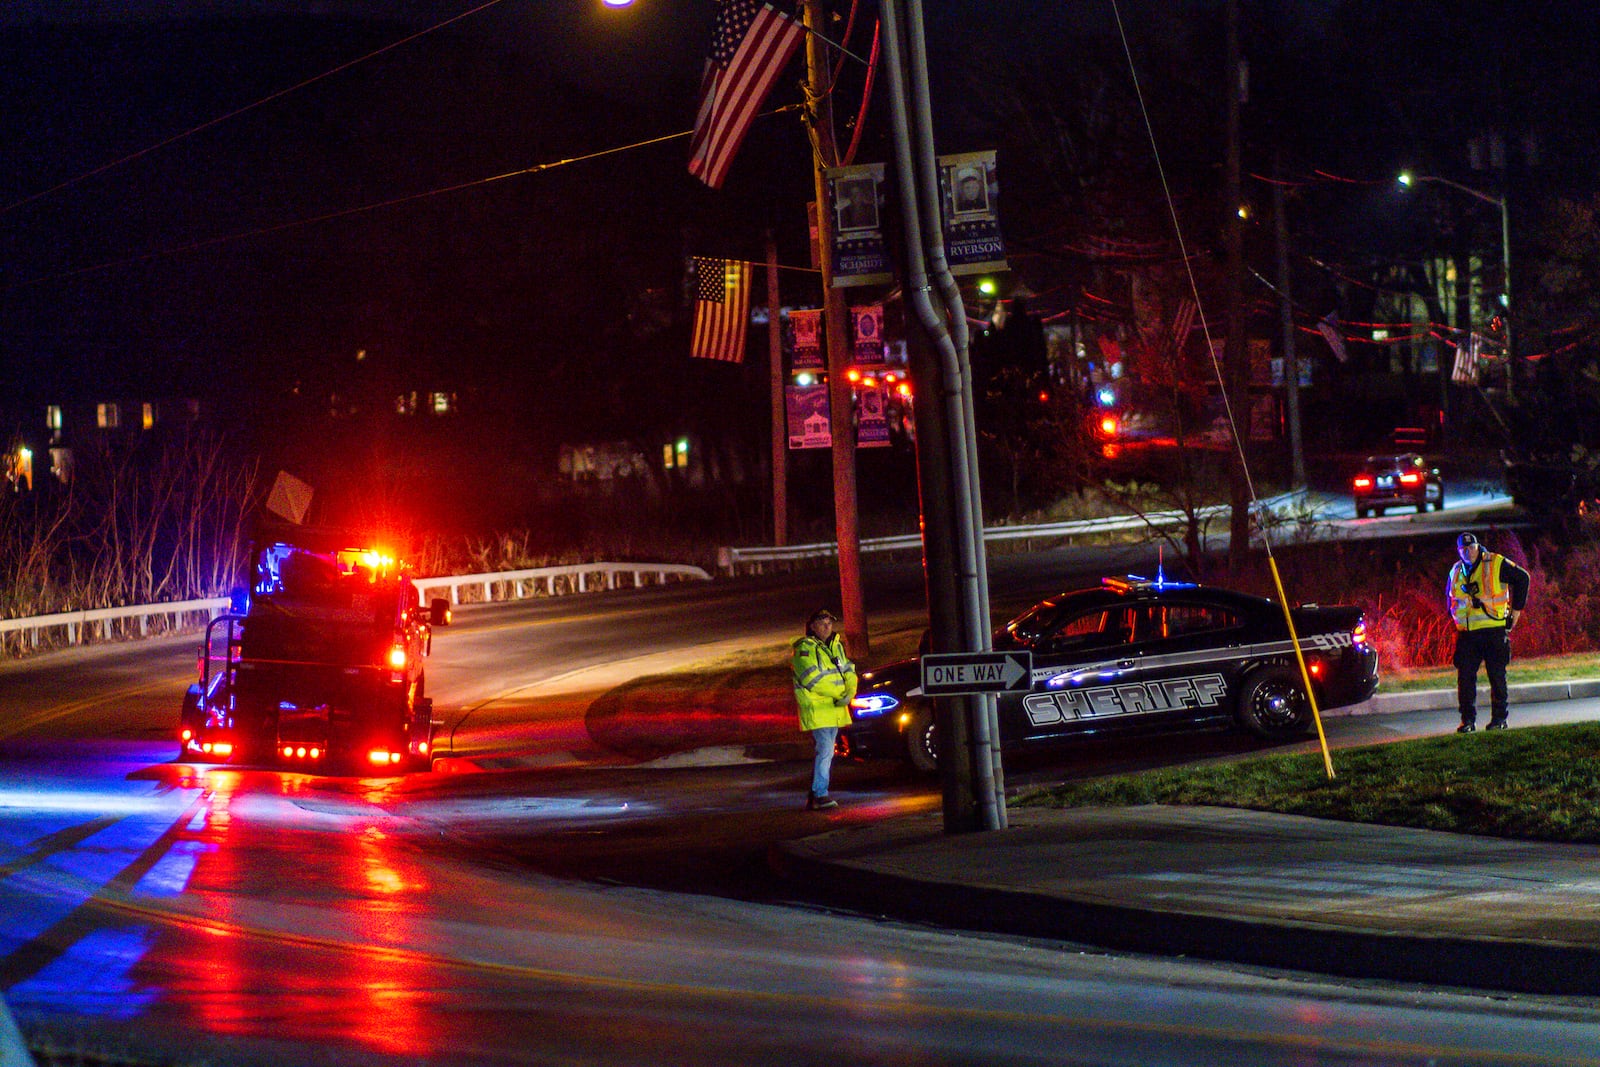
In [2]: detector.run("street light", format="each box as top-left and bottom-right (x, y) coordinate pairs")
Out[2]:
(1398, 171), (1514, 398)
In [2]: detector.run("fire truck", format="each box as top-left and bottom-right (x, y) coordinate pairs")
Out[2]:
(179, 527), (450, 773)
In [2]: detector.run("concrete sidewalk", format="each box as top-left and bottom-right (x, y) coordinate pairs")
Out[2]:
(772, 681), (1600, 997)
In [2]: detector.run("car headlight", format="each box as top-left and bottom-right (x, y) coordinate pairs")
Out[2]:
(850, 692), (900, 717)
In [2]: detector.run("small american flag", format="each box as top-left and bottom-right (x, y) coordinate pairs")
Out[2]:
(688, 1), (805, 190)
(691, 257), (751, 362)
(1452, 334), (1480, 385)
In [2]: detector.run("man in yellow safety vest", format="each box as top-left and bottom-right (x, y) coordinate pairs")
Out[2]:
(1447, 532), (1531, 732)
(791, 609), (857, 810)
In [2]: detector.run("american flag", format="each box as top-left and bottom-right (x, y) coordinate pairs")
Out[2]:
(688, 1), (804, 189)
(1452, 334), (1480, 385)
(691, 257), (751, 362)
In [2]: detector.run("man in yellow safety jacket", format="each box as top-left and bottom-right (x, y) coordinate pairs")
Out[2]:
(791, 609), (857, 810)
(1447, 532), (1531, 732)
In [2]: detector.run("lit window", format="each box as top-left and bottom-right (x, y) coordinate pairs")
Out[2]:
(662, 443), (674, 471)
(430, 392), (454, 415)
(45, 405), (62, 431)
(142, 403), (155, 430)
(97, 403), (120, 429)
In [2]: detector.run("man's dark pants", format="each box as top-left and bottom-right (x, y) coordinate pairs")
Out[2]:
(1454, 627), (1511, 726)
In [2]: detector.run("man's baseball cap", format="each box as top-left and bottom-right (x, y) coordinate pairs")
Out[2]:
(1457, 532), (1478, 550)
(808, 608), (838, 626)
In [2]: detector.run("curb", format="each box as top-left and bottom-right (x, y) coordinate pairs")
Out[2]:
(769, 834), (1600, 997)
(1327, 678), (1600, 718)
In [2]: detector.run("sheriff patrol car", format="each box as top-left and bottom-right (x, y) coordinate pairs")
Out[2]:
(842, 575), (1379, 772)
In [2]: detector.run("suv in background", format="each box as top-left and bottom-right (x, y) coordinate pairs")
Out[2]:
(1352, 453), (1444, 517)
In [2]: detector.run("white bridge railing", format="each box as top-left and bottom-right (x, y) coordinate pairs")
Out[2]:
(716, 492), (1312, 576)
(0, 561), (711, 655)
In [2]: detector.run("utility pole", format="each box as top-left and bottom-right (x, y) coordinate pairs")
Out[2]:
(803, 0), (867, 659)
(880, 0), (1003, 831)
(766, 232), (787, 547)
(1272, 152), (1305, 489)
(1224, 0), (1251, 575)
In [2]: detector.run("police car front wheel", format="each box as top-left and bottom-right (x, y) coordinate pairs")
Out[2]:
(904, 705), (939, 773)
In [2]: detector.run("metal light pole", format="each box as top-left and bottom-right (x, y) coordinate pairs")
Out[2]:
(1399, 172), (1513, 401)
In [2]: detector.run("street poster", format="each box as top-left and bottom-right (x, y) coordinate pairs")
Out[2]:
(790, 308), (823, 370)
(786, 384), (831, 449)
(852, 303), (885, 365)
(857, 385), (890, 447)
(936, 150), (1008, 275)
(825, 163), (893, 287)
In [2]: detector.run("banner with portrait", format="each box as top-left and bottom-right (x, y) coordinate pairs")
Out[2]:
(937, 150), (1008, 275)
(789, 308), (823, 370)
(851, 304), (885, 365)
(825, 163), (893, 287)
(786, 384), (832, 449)
(856, 385), (890, 447)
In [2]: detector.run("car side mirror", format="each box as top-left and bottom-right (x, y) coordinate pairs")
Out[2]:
(429, 598), (452, 627)
(228, 587), (250, 614)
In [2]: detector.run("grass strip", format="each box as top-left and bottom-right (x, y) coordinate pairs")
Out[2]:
(1017, 721), (1600, 844)
(1382, 651), (1600, 693)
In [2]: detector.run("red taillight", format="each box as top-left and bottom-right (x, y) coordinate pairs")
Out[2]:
(387, 644), (408, 669)
(368, 749), (399, 766)
(1399, 472), (1420, 485)
(1308, 661), (1324, 677)
(1099, 415), (1118, 436)
(1353, 476), (1373, 489)
(181, 728), (193, 741)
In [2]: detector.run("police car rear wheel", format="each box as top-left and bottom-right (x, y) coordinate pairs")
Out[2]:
(905, 705), (939, 773)
(1238, 667), (1312, 740)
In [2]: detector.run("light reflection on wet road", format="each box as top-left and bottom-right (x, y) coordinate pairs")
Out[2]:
(5, 739), (1600, 1066)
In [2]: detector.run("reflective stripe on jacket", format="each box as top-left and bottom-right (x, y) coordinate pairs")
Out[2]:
(1449, 552), (1512, 631)
(791, 634), (857, 731)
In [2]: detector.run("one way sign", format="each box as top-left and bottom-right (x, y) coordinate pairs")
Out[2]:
(920, 651), (1034, 695)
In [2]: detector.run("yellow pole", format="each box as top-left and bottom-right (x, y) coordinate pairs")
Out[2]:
(1266, 555), (1336, 779)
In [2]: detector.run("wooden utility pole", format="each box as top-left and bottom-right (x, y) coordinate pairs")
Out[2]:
(803, 0), (867, 658)
(1224, 0), (1252, 575)
(1273, 152), (1305, 489)
(766, 232), (787, 546)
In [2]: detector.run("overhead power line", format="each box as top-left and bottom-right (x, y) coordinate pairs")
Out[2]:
(0, 0), (511, 217)
(4, 108), (801, 293)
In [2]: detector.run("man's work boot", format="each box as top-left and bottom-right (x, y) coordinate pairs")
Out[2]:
(1486, 719), (1508, 730)
(1456, 722), (1476, 733)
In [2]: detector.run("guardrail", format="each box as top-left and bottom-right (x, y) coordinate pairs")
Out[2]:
(717, 492), (1312, 576)
(412, 562), (711, 605)
(0, 561), (711, 656)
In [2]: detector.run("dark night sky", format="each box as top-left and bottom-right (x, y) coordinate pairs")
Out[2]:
(0, 1), (744, 419)
(0, 0), (1522, 452)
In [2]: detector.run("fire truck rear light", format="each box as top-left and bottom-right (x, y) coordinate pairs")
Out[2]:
(212, 743), (233, 757)
(310, 747), (321, 759)
(369, 749), (394, 765)
(418, 742), (429, 755)
(387, 645), (408, 669)
(295, 746), (307, 758)
(283, 746), (294, 758)
(181, 728), (192, 741)
(202, 742), (213, 754)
